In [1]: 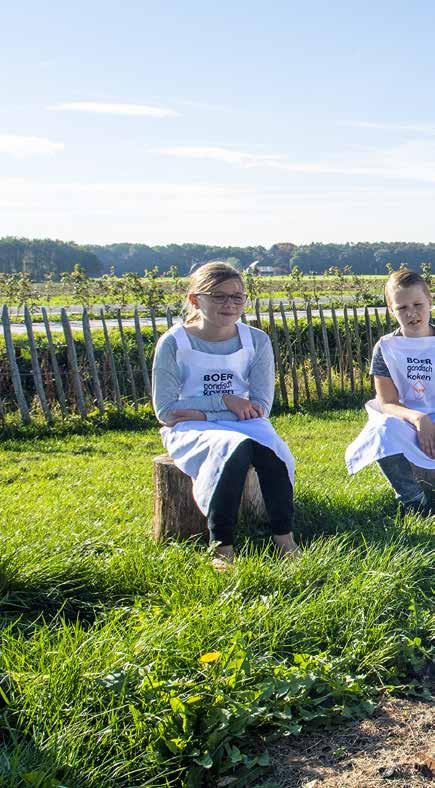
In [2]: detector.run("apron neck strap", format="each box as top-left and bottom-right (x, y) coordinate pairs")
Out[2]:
(172, 325), (192, 350)
(237, 321), (254, 350)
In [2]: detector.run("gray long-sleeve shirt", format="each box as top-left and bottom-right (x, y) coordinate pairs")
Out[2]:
(152, 325), (275, 423)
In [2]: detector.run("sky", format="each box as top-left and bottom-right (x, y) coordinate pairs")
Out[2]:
(3, 0), (435, 247)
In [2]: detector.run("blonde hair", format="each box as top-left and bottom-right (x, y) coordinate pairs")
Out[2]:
(184, 261), (243, 324)
(385, 268), (431, 307)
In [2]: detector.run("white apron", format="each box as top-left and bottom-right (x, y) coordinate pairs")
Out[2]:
(161, 323), (295, 515)
(346, 332), (435, 474)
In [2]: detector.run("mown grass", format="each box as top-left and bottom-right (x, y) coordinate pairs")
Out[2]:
(0, 411), (433, 786)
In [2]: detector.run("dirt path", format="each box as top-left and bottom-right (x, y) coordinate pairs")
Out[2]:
(267, 698), (434, 787)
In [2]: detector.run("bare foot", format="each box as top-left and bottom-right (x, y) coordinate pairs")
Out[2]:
(273, 532), (301, 560)
(211, 545), (235, 572)
(211, 557), (234, 573)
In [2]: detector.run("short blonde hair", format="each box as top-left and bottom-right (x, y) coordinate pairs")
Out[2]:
(385, 268), (431, 307)
(184, 262), (243, 324)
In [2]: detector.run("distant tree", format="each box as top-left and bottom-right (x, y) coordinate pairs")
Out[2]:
(164, 265), (187, 310)
(0, 237), (101, 278)
(0, 273), (20, 305)
(43, 271), (56, 303)
(15, 272), (37, 313)
(351, 272), (372, 304)
(285, 265), (309, 303)
(106, 274), (130, 311)
(420, 262), (432, 289)
(61, 264), (92, 306)
(243, 269), (261, 305)
(307, 270), (321, 305)
(122, 272), (147, 305)
(143, 267), (165, 311)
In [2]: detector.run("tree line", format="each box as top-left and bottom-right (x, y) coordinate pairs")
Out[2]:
(0, 237), (102, 279)
(1, 237), (435, 279)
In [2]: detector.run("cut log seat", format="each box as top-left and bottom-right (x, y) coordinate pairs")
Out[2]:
(411, 464), (435, 497)
(153, 453), (267, 542)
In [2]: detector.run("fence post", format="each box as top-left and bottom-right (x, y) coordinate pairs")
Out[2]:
(374, 308), (384, 340)
(1, 305), (31, 423)
(149, 307), (159, 343)
(385, 307), (392, 333)
(268, 300), (288, 408)
(364, 306), (373, 359)
(61, 308), (87, 417)
(352, 306), (364, 392)
(99, 309), (122, 408)
(41, 306), (68, 416)
(166, 307), (173, 328)
(134, 308), (152, 397)
(319, 304), (333, 397)
(292, 301), (310, 400)
(343, 306), (355, 393)
(306, 302), (322, 399)
(331, 306), (344, 393)
(364, 306), (375, 394)
(279, 301), (298, 408)
(24, 306), (52, 423)
(254, 298), (262, 330)
(82, 308), (105, 415)
(117, 310), (138, 409)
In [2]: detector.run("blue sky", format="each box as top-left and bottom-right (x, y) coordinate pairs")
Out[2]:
(2, 0), (435, 246)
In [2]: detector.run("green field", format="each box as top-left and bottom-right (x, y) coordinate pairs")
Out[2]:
(1, 410), (433, 786)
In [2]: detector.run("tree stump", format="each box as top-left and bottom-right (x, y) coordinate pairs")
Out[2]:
(153, 453), (267, 542)
(411, 465), (435, 499)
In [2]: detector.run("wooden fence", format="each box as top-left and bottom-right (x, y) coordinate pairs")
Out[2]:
(0, 300), (395, 424)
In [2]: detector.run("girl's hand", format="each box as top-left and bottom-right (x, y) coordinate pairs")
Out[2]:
(414, 414), (435, 458)
(223, 394), (263, 420)
(164, 409), (206, 427)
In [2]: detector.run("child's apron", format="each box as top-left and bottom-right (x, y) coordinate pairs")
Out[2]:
(346, 333), (435, 474)
(161, 323), (295, 515)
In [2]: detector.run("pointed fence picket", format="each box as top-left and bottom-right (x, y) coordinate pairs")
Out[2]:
(82, 309), (105, 415)
(2, 304), (31, 423)
(24, 306), (52, 423)
(41, 306), (67, 415)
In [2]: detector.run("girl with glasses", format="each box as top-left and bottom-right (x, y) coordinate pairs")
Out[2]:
(152, 262), (298, 567)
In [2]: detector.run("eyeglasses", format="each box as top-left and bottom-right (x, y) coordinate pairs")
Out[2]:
(197, 292), (248, 305)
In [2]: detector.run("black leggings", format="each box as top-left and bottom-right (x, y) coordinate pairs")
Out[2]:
(208, 439), (294, 546)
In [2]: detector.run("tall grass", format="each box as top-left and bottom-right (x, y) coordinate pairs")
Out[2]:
(0, 411), (433, 786)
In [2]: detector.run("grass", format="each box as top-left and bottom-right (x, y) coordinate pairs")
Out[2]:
(0, 410), (434, 786)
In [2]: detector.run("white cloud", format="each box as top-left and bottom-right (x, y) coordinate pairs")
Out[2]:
(48, 102), (180, 118)
(0, 179), (253, 216)
(0, 135), (64, 156)
(177, 99), (232, 112)
(340, 121), (435, 133)
(149, 143), (366, 174)
(148, 145), (287, 167)
(148, 141), (435, 184)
